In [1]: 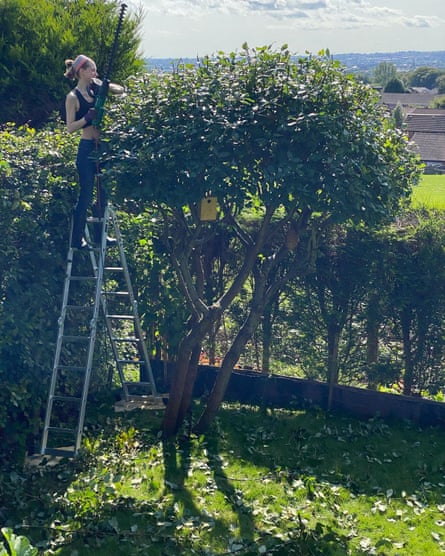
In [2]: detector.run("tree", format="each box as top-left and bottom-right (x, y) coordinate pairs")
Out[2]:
(104, 45), (422, 437)
(392, 103), (405, 129)
(0, 0), (145, 126)
(408, 67), (445, 90)
(373, 62), (398, 88)
(437, 76), (445, 94)
(384, 78), (405, 93)
(305, 226), (375, 407)
(431, 96), (445, 109)
(386, 212), (445, 395)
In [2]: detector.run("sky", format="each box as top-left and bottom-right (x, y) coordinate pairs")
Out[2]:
(124, 0), (445, 59)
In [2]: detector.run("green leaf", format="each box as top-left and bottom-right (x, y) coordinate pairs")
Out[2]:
(0, 528), (38, 556)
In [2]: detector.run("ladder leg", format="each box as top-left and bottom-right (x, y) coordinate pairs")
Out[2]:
(102, 206), (158, 400)
(41, 215), (104, 457)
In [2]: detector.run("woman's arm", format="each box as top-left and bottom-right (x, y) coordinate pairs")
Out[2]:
(110, 82), (125, 95)
(65, 91), (89, 133)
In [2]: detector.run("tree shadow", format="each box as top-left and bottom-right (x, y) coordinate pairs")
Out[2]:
(205, 432), (256, 545)
(10, 402), (444, 555)
(216, 402), (445, 503)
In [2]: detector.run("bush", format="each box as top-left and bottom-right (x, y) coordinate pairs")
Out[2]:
(0, 123), (78, 462)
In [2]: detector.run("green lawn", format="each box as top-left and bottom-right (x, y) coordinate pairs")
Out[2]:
(412, 174), (445, 209)
(3, 399), (445, 555)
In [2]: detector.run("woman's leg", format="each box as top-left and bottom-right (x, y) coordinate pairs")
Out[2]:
(72, 140), (96, 247)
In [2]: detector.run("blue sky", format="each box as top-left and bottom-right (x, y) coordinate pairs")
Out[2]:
(125, 0), (445, 59)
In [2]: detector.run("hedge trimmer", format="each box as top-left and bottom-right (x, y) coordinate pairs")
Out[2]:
(93, 2), (127, 127)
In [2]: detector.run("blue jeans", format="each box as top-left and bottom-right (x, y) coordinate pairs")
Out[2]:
(72, 139), (107, 245)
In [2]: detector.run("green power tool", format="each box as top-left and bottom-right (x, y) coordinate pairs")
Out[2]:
(93, 3), (127, 127)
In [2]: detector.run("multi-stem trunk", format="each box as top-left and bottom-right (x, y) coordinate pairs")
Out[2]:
(162, 317), (213, 437)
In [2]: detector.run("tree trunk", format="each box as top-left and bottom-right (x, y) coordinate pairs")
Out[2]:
(162, 343), (194, 437)
(261, 302), (273, 375)
(366, 317), (379, 389)
(401, 308), (414, 396)
(327, 321), (340, 410)
(162, 318), (212, 437)
(194, 302), (264, 434)
(177, 342), (201, 428)
(208, 318), (221, 366)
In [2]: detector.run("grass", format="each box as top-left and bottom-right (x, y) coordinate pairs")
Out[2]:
(412, 174), (445, 209)
(3, 398), (445, 555)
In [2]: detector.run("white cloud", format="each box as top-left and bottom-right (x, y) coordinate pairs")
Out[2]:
(131, 0), (445, 57)
(139, 0), (441, 25)
(402, 15), (441, 29)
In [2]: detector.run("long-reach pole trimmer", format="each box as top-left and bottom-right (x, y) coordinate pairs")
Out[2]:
(93, 2), (127, 127)
(91, 2), (127, 227)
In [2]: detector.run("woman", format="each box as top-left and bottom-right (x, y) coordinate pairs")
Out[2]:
(64, 54), (123, 249)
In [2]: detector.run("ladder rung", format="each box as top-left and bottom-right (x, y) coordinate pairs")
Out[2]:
(47, 426), (76, 434)
(62, 335), (91, 342)
(57, 365), (86, 372)
(42, 448), (76, 458)
(70, 276), (97, 282)
(103, 291), (129, 296)
(106, 314), (135, 320)
(86, 216), (104, 223)
(124, 381), (154, 387)
(52, 395), (82, 403)
(112, 337), (139, 343)
(104, 266), (123, 272)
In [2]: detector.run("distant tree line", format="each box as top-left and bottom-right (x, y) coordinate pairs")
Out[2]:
(371, 61), (445, 97)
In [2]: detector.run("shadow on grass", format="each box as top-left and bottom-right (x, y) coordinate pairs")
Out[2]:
(5, 400), (445, 555)
(214, 403), (445, 503)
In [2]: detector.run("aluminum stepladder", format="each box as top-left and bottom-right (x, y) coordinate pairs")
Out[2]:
(41, 205), (158, 457)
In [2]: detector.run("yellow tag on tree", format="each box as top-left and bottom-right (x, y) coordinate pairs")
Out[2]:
(199, 197), (218, 221)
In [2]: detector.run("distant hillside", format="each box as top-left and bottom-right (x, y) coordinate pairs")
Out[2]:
(146, 51), (445, 73)
(334, 50), (445, 72)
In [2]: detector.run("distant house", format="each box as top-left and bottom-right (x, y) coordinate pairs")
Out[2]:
(379, 89), (445, 172)
(380, 92), (437, 110)
(405, 108), (445, 172)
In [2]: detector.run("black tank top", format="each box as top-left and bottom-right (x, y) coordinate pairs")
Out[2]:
(74, 82), (99, 127)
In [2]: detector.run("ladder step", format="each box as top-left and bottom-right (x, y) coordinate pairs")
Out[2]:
(63, 335), (91, 342)
(103, 291), (129, 296)
(47, 426), (76, 434)
(52, 395), (82, 403)
(42, 447), (76, 458)
(124, 381), (154, 387)
(57, 365), (86, 372)
(112, 337), (140, 343)
(104, 266), (123, 272)
(86, 216), (104, 223)
(106, 314), (135, 320)
(70, 276), (97, 282)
